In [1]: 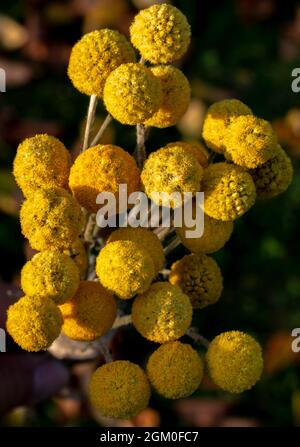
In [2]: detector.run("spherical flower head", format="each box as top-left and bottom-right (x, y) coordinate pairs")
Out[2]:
(13, 134), (71, 197)
(21, 251), (80, 305)
(206, 331), (263, 393)
(59, 281), (117, 341)
(147, 341), (203, 399)
(89, 360), (151, 419)
(68, 29), (136, 97)
(250, 145), (293, 198)
(169, 253), (223, 309)
(107, 227), (165, 275)
(166, 141), (209, 168)
(104, 63), (162, 125)
(130, 4), (191, 64)
(176, 206), (233, 254)
(64, 238), (88, 279)
(132, 282), (193, 343)
(96, 240), (155, 300)
(69, 144), (140, 213)
(141, 145), (203, 208)
(202, 99), (253, 153)
(20, 187), (84, 251)
(225, 115), (277, 168)
(203, 162), (256, 221)
(7, 295), (63, 352)
(145, 65), (191, 128)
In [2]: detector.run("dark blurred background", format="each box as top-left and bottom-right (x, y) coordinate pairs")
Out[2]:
(1, 0), (300, 427)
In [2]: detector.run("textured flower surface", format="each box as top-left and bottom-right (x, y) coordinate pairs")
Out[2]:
(69, 144), (140, 213)
(132, 282), (193, 343)
(13, 134), (71, 197)
(64, 238), (88, 279)
(206, 331), (263, 393)
(21, 251), (80, 305)
(202, 99), (252, 153)
(250, 145), (293, 198)
(130, 4), (191, 63)
(68, 29), (135, 97)
(225, 115), (278, 168)
(145, 65), (190, 128)
(89, 361), (151, 419)
(166, 141), (209, 168)
(107, 227), (165, 275)
(147, 341), (203, 399)
(20, 187), (84, 251)
(203, 162), (256, 221)
(96, 240), (155, 300)
(7, 295), (63, 352)
(59, 281), (117, 341)
(103, 63), (161, 125)
(169, 253), (223, 309)
(141, 145), (203, 208)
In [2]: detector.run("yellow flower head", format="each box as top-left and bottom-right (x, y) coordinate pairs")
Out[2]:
(21, 251), (80, 305)
(13, 134), (71, 197)
(145, 65), (191, 128)
(64, 238), (88, 279)
(169, 253), (223, 309)
(132, 282), (193, 343)
(176, 206), (233, 254)
(141, 145), (203, 208)
(206, 331), (263, 393)
(69, 144), (140, 213)
(250, 145), (293, 198)
(96, 240), (155, 300)
(130, 4), (191, 64)
(203, 162), (256, 221)
(7, 295), (63, 352)
(225, 115), (277, 168)
(68, 29), (135, 97)
(146, 341), (203, 399)
(89, 360), (151, 419)
(104, 63), (162, 125)
(107, 227), (165, 275)
(59, 281), (117, 341)
(166, 141), (209, 168)
(202, 99), (253, 153)
(20, 187), (84, 251)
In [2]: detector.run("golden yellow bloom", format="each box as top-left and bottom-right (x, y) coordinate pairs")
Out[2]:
(7, 295), (63, 352)
(169, 253), (223, 309)
(96, 240), (155, 300)
(132, 282), (192, 343)
(13, 134), (71, 197)
(176, 206), (233, 254)
(141, 145), (203, 208)
(59, 281), (117, 341)
(107, 227), (165, 275)
(225, 115), (277, 168)
(145, 65), (190, 128)
(203, 162), (256, 221)
(166, 141), (209, 168)
(250, 145), (293, 198)
(202, 99), (252, 153)
(21, 251), (80, 305)
(103, 63), (161, 125)
(68, 29), (135, 97)
(89, 360), (151, 419)
(64, 238), (88, 279)
(206, 331), (263, 393)
(69, 144), (140, 213)
(130, 4), (191, 64)
(20, 187), (84, 251)
(147, 341), (203, 399)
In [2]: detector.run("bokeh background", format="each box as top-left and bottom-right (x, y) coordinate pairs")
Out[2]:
(1, 0), (300, 427)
